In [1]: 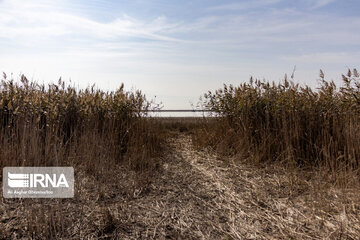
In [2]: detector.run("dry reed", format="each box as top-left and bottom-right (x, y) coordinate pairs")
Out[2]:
(193, 69), (360, 181)
(0, 74), (163, 172)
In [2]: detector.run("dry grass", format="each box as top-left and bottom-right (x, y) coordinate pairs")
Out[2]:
(1, 134), (358, 239)
(194, 69), (360, 184)
(0, 74), (164, 172)
(0, 74), (166, 238)
(156, 117), (208, 135)
(1, 72), (359, 239)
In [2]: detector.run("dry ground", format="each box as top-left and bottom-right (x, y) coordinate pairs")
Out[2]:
(1, 133), (359, 239)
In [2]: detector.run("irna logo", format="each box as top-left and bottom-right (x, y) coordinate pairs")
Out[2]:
(8, 172), (69, 188)
(3, 167), (74, 198)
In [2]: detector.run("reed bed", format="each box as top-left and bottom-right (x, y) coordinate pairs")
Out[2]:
(0, 72), (359, 239)
(0, 74), (163, 172)
(194, 69), (360, 180)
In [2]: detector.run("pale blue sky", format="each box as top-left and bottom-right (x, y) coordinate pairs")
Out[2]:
(0, 0), (359, 114)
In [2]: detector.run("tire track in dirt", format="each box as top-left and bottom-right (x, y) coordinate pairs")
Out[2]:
(126, 133), (358, 239)
(1, 133), (359, 239)
(166, 134), (300, 239)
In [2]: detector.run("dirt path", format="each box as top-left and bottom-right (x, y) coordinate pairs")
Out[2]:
(1, 133), (359, 239)
(112, 134), (359, 239)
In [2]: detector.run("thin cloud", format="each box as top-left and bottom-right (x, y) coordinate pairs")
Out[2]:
(207, 0), (282, 11)
(0, 0), (181, 42)
(0, 0), (358, 105)
(282, 51), (360, 64)
(311, 0), (336, 9)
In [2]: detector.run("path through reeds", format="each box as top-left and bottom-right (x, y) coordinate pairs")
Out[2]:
(3, 132), (359, 239)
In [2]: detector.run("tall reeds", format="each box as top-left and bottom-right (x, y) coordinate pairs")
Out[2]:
(194, 69), (360, 176)
(0, 74), (163, 172)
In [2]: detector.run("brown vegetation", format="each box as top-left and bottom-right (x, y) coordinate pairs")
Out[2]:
(193, 69), (360, 184)
(0, 71), (359, 239)
(1, 133), (359, 239)
(0, 74), (164, 172)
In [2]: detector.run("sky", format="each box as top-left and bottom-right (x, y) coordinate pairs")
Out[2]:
(0, 0), (359, 115)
